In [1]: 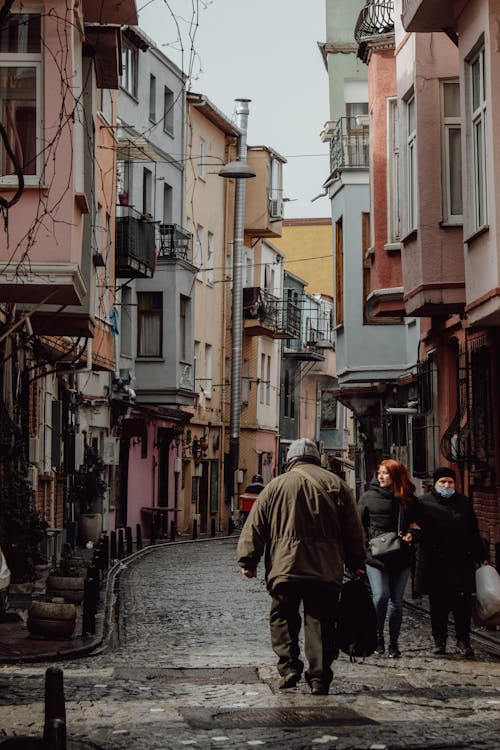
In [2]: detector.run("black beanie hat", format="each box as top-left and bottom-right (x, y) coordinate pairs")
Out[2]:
(433, 466), (456, 483)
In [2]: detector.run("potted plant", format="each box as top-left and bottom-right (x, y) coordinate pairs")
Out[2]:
(46, 543), (85, 604)
(71, 444), (107, 546)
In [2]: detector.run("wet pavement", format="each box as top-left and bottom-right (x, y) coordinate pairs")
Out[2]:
(0, 536), (499, 749)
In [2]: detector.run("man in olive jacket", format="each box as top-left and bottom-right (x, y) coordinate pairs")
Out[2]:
(237, 438), (366, 695)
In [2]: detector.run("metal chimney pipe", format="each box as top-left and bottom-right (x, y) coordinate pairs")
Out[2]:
(229, 99), (251, 479)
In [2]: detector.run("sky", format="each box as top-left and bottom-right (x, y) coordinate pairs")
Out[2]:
(137, 0), (331, 219)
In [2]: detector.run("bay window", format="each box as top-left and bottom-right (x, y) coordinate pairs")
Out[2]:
(0, 13), (41, 180)
(137, 292), (163, 357)
(468, 45), (487, 231)
(441, 80), (463, 224)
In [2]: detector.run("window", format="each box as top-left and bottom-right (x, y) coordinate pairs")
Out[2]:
(0, 13), (41, 180)
(264, 264), (275, 294)
(195, 225), (203, 279)
(142, 168), (152, 216)
(468, 45), (487, 230)
(242, 360), (249, 404)
(149, 74), (156, 121)
(260, 354), (266, 404)
(387, 98), (400, 242)
(442, 81), (463, 224)
(137, 292), (162, 357)
(321, 391), (337, 429)
(163, 86), (174, 134)
(121, 286), (132, 357)
(406, 93), (417, 233)
(335, 218), (344, 326)
(266, 356), (271, 406)
(121, 38), (138, 97)
(206, 231), (214, 285)
(194, 341), (201, 394)
(199, 137), (206, 179)
(204, 344), (212, 398)
(163, 183), (172, 224)
(346, 101), (368, 132)
(179, 295), (189, 361)
(245, 256), (253, 287)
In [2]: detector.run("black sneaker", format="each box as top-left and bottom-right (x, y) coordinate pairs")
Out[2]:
(433, 637), (446, 655)
(278, 671), (301, 689)
(375, 636), (385, 655)
(456, 641), (475, 659)
(388, 645), (401, 658)
(309, 679), (329, 696)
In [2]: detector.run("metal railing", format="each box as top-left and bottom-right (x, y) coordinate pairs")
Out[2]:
(157, 223), (194, 264)
(243, 287), (301, 338)
(115, 210), (155, 270)
(355, 0), (394, 45)
(330, 117), (369, 175)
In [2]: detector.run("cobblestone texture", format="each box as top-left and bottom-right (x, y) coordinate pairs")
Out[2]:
(0, 536), (499, 750)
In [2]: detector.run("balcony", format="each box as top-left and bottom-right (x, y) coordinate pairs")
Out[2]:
(243, 287), (301, 339)
(401, 0), (455, 33)
(330, 118), (369, 176)
(157, 224), (194, 265)
(355, 1), (394, 47)
(115, 209), (155, 278)
(284, 335), (326, 362)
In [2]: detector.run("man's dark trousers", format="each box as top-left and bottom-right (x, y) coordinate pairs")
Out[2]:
(270, 581), (339, 687)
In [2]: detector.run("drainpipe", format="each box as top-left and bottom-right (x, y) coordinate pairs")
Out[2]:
(229, 99), (251, 480)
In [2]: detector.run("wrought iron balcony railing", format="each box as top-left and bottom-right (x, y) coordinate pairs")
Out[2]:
(115, 209), (155, 278)
(243, 287), (301, 339)
(330, 117), (369, 176)
(355, 0), (394, 45)
(157, 223), (194, 264)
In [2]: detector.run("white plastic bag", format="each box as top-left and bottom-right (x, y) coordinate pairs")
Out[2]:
(475, 564), (500, 621)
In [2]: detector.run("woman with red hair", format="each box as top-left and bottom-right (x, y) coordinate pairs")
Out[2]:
(358, 459), (417, 657)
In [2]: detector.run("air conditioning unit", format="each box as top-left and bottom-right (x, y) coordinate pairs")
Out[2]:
(269, 198), (282, 218)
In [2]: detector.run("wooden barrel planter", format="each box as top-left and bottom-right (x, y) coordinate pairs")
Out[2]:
(27, 601), (76, 639)
(46, 575), (85, 604)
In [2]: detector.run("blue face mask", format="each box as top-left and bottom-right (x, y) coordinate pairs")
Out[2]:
(435, 486), (455, 499)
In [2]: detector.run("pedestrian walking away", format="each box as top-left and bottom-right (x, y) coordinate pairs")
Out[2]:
(409, 466), (489, 658)
(237, 437), (366, 696)
(358, 459), (417, 658)
(239, 474), (265, 525)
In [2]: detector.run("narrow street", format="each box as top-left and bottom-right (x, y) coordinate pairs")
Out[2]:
(1, 537), (499, 750)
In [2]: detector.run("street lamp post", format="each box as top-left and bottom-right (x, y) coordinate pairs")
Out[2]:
(219, 98), (255, 514)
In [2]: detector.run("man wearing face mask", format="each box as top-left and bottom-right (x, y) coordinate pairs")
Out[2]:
(410, 467), (488, 658)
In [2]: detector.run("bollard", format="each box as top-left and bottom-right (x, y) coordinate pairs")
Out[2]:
(100, 533), (110, 569)
(192, 517), (198, 540)
(82, 576), (96, 635)
(43, 719), (66, 750)
(150, 519), (156, 546)
(210, 518), (216, 538)
(169, 520), (176, 542)
(126, 526), (133, 556)
(136, 523), (143, 550)
(44, 668), (65, 733)
(110, 530), (117, 561)
(228, 517), (234, 536)
(118, 528), (124, 558)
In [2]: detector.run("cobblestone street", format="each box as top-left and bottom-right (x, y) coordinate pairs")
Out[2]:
(1, 536), (499, 749)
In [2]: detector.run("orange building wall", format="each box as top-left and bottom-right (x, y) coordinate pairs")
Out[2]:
(274, 219), (333, 296)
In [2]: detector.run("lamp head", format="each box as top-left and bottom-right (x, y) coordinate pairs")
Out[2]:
(218, 160), (256, 179)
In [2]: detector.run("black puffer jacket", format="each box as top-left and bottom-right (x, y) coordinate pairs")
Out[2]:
(411, 489), (486, 595)
(357, 481), (415, 571)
